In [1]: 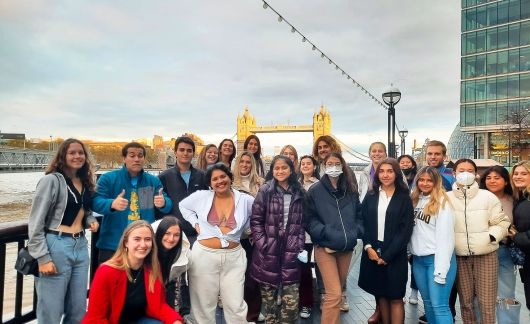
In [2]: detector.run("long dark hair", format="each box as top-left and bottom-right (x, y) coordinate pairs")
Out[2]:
(268, 155), (302, 194)
(46, 138), (95, 192)
(155, 216), (183, 282)
(323, 152), (358, 194)
(298, 155), (320, 182)
(243, 135), (264, 174)
(479, 166), (513, 196)
(218, 138), (236, 167)
(373, 158), (409, 194)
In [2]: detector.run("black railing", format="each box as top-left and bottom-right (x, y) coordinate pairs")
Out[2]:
(0, 218), (101, 323)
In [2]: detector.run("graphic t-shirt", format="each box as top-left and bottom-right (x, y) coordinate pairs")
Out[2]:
(128, 177), (140, 223)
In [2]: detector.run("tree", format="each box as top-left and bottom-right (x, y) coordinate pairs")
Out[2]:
(501, 104), (530, 165)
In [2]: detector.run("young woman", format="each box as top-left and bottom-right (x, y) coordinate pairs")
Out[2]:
(510, 161), (530, 313)
(179, 163), (254, 323)
(398, 154), (417, 188)
(152, 216), (191, 313)
(243, 135), (265, 178)
(231, 150), (265, 322)
(196, 144), (218, 171)
(359, 142), (388, 202)
(305, 153), (362, 324)
(358, 158), (414, 324)
(297, 155), (319, 319)
(83, 220), (183, 324)
(27, 138), (99, 323)
(409, 167), (456, 324)
(447, 159), (510, 324)
(281, 144), (299, 173)
(480, 166), (521, 323)
(218, 138), (236, 168)
(232, 151), (265, 197)
(250, 155), (305, 323)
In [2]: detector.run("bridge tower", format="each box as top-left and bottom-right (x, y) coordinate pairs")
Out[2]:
(312, 105), (332, 141)
(236, 107), (256, 151)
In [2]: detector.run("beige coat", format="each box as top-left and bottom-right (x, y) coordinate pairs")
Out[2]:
(447, 182), (510, 256)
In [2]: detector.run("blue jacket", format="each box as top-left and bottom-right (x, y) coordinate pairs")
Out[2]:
(93, 166), (172, 250)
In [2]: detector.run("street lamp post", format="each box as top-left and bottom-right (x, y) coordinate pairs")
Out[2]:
(399, 129), (408, 156)
(382, 86), (401, 158)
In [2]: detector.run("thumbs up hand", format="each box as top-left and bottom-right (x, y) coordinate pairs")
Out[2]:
(154, 188), (166, 208)
(111, 189), (129, 211)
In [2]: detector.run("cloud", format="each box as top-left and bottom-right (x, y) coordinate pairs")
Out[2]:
(0, 0), (461, 160)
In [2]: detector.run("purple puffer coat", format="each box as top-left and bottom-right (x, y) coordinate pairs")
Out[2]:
(249, 180), (305, 287)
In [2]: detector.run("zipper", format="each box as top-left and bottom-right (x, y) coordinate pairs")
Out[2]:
(462, 188), (472, 255)
(335, 197), (348, 251)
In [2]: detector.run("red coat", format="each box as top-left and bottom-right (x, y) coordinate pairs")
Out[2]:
(82, 264), (182, 324)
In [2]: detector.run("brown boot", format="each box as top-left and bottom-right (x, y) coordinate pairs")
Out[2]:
(367, 303), (381, 324)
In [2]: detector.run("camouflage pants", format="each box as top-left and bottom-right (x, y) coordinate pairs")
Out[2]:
(261, 283), (299, 324)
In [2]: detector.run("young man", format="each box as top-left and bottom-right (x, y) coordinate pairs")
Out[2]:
(312, 135), (342, 177)
(158, 136), (207, 244)
(158, 136), (207, 318)
(93, 142), (172, 264)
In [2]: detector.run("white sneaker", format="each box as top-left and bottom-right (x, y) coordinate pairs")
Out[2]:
(300, 307), (311, 319)
(409, 289), (418, 305)
(340, 293), (349, 312)
(257, 312), (265, 321)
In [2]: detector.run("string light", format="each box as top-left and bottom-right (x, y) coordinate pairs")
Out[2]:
(259, 0), (387, 110)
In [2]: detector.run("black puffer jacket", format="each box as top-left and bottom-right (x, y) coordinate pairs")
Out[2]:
(513, 194), (530, 253)
(304, 175), (362, 251)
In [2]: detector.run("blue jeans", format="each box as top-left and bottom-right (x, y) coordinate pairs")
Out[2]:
(496, 245), (521, 324)
(36, 233), (89, 324)
(413, 254), (457, 324)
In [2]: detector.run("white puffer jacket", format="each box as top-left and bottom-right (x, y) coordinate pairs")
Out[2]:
(447, 181), (510, 256)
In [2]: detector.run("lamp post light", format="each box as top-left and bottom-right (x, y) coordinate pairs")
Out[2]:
(382, 86), (401, 158)
(399, 128), (408, 156)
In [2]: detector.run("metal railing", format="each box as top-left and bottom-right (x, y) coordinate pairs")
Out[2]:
(0, 219), (101, 323)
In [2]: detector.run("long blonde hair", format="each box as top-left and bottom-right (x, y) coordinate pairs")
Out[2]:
(411, 166), (450, 216)
(280, 144), (299, 173)
(232, 150), (264, 196)
(106, 220), (161, 292)
(512, 160), (530, 200)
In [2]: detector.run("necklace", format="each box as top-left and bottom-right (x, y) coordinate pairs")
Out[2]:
(131, 267), (143, 284)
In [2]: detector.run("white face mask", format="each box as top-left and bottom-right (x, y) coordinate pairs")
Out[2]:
(325, 166), (343, 178)
(456, 171), (475, 186)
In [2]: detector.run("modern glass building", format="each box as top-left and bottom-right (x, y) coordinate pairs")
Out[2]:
(460, 0), (530, 165)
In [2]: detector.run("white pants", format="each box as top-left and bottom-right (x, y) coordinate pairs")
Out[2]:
(189, 242), (248, 324)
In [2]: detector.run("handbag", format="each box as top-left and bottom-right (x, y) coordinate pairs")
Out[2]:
(14, 246), (39, 277)
(508, 242), (525, 266)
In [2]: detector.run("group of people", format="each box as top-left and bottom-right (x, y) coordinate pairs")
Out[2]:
(25, 134), (530, 324)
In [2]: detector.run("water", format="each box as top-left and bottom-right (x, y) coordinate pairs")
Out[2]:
(0, 172), (42, 223)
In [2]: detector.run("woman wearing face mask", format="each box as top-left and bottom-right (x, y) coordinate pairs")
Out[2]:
(152, 216), (190, 313)
(197, 144), (219, 171)
(358, 158), (414, 324)
(409, 167), (456, 324)
(479, 166), (521, 323)
(398, 154), (417, 188)
(250, 155), (305, 323)
(304, 153), (362, 324)
(447, 159), (510, 324)
(510, 161), (530, 313)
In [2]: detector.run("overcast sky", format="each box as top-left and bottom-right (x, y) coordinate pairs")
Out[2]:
(0, 0), (461, 160)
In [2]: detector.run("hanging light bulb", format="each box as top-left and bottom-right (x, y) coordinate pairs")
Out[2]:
(312, 45), (316, 50)
(291, 27), (295, 33)
(335, 65), (339, 70)
(263, 2), (268, 9)
(302, 37), (306, 42)
(329, 59), (332, 64)
(342, 71), (346, 76)
(321, 53), (325, 58)
(278, 16), (283, 22)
